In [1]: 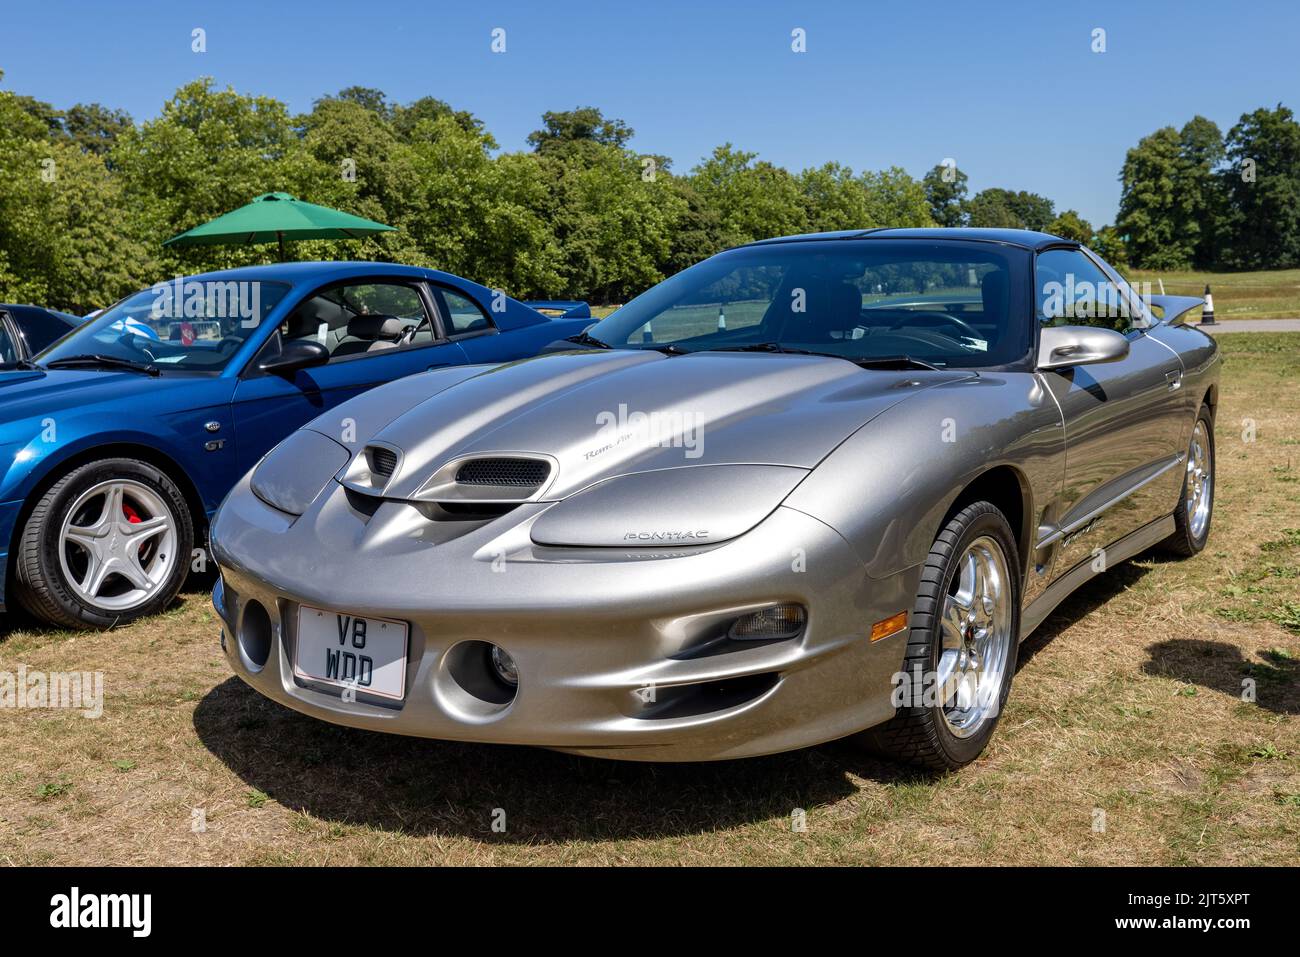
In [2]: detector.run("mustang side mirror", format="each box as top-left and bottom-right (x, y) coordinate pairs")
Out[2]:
(259, 338), (330, 376)
(1036, 325), (1130, 371)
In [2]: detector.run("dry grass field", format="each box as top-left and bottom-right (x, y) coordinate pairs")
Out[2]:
(1127, 268), (1300, 321)
(0, 333), (1296, 866)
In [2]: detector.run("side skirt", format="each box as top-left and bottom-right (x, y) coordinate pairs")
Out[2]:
(1019, 513), (1176, 641)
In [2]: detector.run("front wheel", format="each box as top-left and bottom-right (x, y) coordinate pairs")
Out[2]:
(14, 458), (194, 629)
(1162, 407), (1215, 557)
(859, 501), (1021, 771)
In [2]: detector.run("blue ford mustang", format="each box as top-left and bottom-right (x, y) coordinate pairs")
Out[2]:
(0, 261), (590, 628)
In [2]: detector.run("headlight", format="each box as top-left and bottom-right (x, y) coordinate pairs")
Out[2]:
(529, 464), (807, 548)
(250, 429), (351, 516)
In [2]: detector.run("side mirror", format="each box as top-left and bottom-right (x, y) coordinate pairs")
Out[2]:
(259, 338), (329, 376)
(1037, 325), (1130, 371)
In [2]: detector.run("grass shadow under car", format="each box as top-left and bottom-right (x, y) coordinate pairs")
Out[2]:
(191, 553), (1194, 842)
(191, 675), (938, 842)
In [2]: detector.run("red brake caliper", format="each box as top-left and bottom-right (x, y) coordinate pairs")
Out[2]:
(122, 502), (143, 524)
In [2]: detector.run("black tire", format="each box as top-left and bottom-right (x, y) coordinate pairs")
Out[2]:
(13, 457), (194, 629)
(1162, 405), (1215, 557)
(858, 501), (1021, 772)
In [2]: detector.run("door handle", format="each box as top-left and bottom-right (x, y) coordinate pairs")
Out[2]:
(1165, 370), (1182, 391)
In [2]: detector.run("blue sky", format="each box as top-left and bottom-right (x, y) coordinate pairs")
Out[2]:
(2, 0), (1296, 226)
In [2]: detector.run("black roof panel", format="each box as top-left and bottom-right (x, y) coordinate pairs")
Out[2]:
(745, 227), (1077, 252)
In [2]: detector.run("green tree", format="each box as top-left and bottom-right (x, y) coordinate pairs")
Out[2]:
(1116, 126), (1202, 269)
(965, 188), (1020, 228)
(527, 107), (634, 155)
(0, 90), (149, 310)
(799, 162), (875, 232)
(1178, 116), (1225, 267)
(1115, 117), (1223, 270)
(534, 144), (685, 301)
(1009, 191), (1055, 231)
(1216, 105), (1300, 270)
(398, 116), (563, 293)
(322, 86), (392, 118)
(62, 103), (134, 158)
(966, 188), (1054, 230)
(922, 163), (968, 227)
(113, 78), (331, 274)
(862, 167), (934, 227)
(660, 176), (727, 276)
(690, 145), (809, 247)
(393, 96), (492, 145)
(1091, 225), (1128, 268)
(1048, 209), (1093, 243)
(10, 93), (63, 138)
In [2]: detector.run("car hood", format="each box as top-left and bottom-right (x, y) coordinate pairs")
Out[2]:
(0, 368), (213, 422)
(331, 349), (975, 501)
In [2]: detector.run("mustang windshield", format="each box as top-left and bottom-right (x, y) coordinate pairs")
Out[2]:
(588, 240), (1033, 368)
(39, 279), (290, 372)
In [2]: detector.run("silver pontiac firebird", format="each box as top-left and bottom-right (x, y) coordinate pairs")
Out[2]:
(209, 228), (1219, 769)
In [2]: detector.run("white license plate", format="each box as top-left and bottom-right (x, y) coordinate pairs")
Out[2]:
(293, 606), (409, 700)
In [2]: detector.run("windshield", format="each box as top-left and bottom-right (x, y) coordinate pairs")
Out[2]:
(588, 240), (1033, 368)
(39, 279), (291, 372)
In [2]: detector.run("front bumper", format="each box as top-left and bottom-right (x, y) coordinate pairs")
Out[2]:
(211, 476), (918, 761)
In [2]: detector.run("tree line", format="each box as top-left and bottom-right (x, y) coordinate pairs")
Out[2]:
(2, 69), (1298, 314)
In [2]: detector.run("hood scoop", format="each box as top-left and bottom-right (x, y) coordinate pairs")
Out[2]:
(455, 457), (551, 489)
(349, 451), (559, 508)
(339, 443), (403, 496)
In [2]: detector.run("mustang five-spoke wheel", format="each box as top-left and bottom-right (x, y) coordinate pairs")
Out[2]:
(58, 480), (179, 612)
(861, 501), (1021, 771)
(1164, 405), (1215, 557)
(15, 458), (194, 629)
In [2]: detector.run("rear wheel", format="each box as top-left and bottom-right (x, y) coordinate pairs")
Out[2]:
(1162, 407), (1215, 557)
(860, 501), (1021, 771)
(14, 458), (193, 629)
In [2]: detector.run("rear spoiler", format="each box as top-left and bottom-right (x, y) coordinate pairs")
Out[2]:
(1146, 294), (1204, 325)
(523, 300), (591, 320)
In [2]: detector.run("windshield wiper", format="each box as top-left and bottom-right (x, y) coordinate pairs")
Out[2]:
(850, 354), (942, 371)
(710, 341), (873, 362)
(643, 342), (689, 355)
(1, 359), (42, 371)
(44, 354), (160, 376)
(564, 331), (612, 349)
(708, 343), (943, 370)
(709, 341), (823, 356)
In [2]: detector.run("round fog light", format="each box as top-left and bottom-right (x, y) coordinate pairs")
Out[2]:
(489, 644), (518, 686)
(729, 603), (807, 641)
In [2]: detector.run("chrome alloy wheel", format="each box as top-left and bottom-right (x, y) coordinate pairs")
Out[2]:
(1186, 419), (1213, 540)
(937, 535), (1014, 738)
(57, 479), (178, 612)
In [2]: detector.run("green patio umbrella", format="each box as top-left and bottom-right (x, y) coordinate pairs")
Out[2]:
(163, 192), (396, 260)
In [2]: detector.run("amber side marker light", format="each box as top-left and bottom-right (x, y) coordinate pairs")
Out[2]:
(870, 610), (908, 642)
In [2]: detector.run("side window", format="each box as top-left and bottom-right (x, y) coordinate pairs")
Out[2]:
(437, 288), (493, 335)
(1093, 253), (1155, 328)
(281, 282), (432, 362)
(1036, 248), (1134, 331)
(13, 307), (74, 353)
(0, 315), (19, 366)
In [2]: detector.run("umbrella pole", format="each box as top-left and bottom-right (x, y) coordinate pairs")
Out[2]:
(278, 232), (286, 261)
